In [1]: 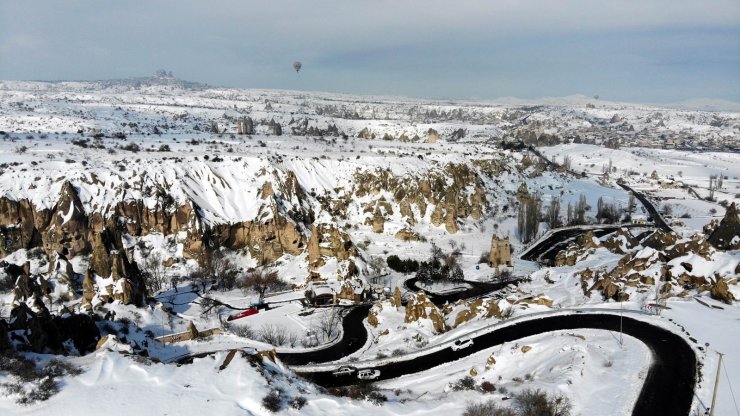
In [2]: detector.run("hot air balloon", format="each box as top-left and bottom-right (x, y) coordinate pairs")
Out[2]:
(293, 61), (302, 73)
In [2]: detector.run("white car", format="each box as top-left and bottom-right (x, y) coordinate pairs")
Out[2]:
(332, 366), (357, 377)
(451, 337), (474, 351)
(357, 369), (381, 380)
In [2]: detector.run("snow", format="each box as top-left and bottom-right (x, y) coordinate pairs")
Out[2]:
(0, 80), (738, 415)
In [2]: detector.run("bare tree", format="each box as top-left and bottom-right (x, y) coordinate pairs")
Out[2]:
(367, 256), (385, 285)
(239, 268), (280, 303)
(562, 155), (571, 171)
(573, 194), (587, 225)
(517, 194), (542, 243)
(189, 269), (211, 293)
(709, 175), (717, 201)
(429, 242), (444, 262)
(199, 295), (222, 317)
(546, 196), (562, 229)
(627, 194), (636, 215)
(312, 307), (342, 341)
(258, 324), (289, 346)
(202, 249), (238, 291)
(141, 252), (166, 294)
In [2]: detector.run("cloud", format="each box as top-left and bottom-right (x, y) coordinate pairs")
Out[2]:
(0, 0), (738, 102)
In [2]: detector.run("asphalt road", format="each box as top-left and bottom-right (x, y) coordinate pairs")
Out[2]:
(618, 183), (673, 233)
(278, 305), (372, 366)
(520, 225), (644, 263)
(298, 313), (696, 416)
(404, 277), (521, 306)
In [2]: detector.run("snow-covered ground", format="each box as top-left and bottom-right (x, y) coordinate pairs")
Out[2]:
(0, 81), (738, 415)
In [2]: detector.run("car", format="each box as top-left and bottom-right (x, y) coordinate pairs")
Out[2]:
(357, 369), (381, 380)
(451, 337), (474, 351)
(332, 366), (357, 377)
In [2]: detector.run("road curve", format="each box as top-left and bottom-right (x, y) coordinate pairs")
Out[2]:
(296, 313), (696, 416)
(618, 182), (673, 233)
(279, 305), (372, 366)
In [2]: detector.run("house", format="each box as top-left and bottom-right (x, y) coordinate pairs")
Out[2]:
(304, 282), (335, 306)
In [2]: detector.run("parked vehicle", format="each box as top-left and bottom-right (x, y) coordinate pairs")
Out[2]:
(332, 366), (357, 377)
(357, 369), (381, 380)
(451, 337), (474, 351)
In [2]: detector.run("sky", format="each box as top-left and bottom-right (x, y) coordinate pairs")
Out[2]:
(1, 0), (739, 103)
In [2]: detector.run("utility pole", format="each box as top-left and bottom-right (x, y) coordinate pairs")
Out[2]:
(709, 351), (724, 416)
(619, 299), (623, 347)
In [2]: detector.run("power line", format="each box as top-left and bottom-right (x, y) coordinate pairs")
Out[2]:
(722, 359), (740, 416)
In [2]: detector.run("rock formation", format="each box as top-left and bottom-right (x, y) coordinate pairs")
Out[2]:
(708, 203), (740, 250)
(488, 235), (512, 267)
(404, 292), (447, 333)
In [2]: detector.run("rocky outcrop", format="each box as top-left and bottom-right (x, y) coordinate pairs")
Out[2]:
(354, 163), (488, 235)
(555, 231), (601, 266)
(7, 303), (100, 354)
(236, 116), (254, 135)
(394, 228), (420, 241)
(307, 224), (356, 269)
(710, 276), (736, 303)
(708, 203), (740, 250)
(602, 228), (639, 254)
(404, 292), (446, 333)
(489, 235), (512, 267)
(452, 298), (503, 327)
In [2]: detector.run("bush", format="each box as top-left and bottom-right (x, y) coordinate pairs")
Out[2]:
(514, 388), (571, 416)
(258, 324), (291, 346)
(22, 377), (59, 404)
(463, 400), (516, 416)
(41, 360), (82, 378)
(367, 391), (387, 406)
(478, 251), (490, 264)
(452, 376), (477, 391)
(289, 396), (307, 409)
(231, 325), (255, 339)
(262, 389), (283, 412)
(480, 381), (496, 392)
(0, 353), (76, 404)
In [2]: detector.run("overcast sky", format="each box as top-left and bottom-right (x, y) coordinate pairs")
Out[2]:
(1, 0), (739, 103)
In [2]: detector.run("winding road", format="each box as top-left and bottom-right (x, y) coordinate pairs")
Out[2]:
(292, 313), (696, 416)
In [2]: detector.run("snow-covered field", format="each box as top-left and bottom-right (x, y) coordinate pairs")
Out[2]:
(0, 80), (738, 415)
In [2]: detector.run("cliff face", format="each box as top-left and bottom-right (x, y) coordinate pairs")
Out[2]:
(353, 163), (491, 234)
(0, 152), (519, 293)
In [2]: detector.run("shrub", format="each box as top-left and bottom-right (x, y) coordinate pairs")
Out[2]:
(22, 377), (59, 404)
(41, 360), (82, 378)
(480, 381), (496, 393)
(463, 400), (516, 416)
(289, 396), (307, 409)
(452, 376), (477, 391)
(478, 251), (490, 264)
(231, 325), (255, 339)
(262, 389), (283, 412)
(121, 143), (140, 152)
(514, 388), (572, 416)
(367, 391), (387, 406)
(258, 324), (290, 346)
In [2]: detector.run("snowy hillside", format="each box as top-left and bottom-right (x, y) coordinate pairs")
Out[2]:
(0, 79), (738, 416)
